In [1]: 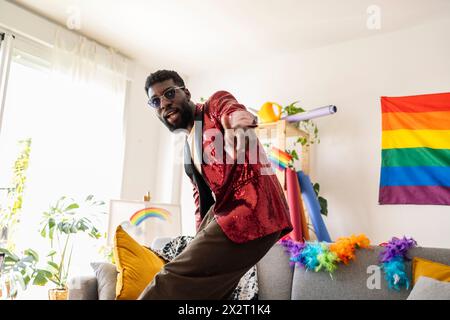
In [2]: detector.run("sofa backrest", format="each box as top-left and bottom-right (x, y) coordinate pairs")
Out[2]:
(257, 244), (450, 300)
(256, 242), (295, 299)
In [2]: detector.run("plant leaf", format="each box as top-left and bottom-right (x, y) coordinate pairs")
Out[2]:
(47, 250), (57, 257)
(23, 275), (31, 287)
(40, 224), (47, 238)
(14, 272), (26, 290)
(32, 271), (49, 286)
(0, 248), (20, 262)
(64, 203), (79, 211)
(290, 150), (299, 161)
(24, 248), (39, 262)
(318, 196), (328, 216)
(46, 261), (60, 274)
(313, 183), (320, 194)
(49, 222), (55, 240)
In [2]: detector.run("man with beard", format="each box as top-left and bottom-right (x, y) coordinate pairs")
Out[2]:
(138, 70), (292, 300)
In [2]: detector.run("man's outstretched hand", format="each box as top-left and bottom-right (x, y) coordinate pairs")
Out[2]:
(221, 110), (258, 161)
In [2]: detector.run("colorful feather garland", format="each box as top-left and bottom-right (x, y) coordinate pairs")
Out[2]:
(299, 242), (323, 270)
(281, 234), (417, 290)
(316, 244), (339, 274)
(381, 256), (410, 291)
(329, 234), (371, 264)
(280, 234), (370, 277)
(279, 239), (306, 267)
(379, 236), (417, 262)
(379, 236), (417, 291)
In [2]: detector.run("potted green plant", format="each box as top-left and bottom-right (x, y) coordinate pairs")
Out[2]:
(38, 195), (106, 300)
(0, 138), (32, 251)
(0, 247), (48, 299)
(282, 101), (320, 147)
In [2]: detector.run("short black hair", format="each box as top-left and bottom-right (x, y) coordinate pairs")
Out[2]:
(145, 70), (185, 96)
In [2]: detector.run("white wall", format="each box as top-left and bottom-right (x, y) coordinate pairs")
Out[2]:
(120, 61), (162, 202)
(184, 18), (450, 248)
(121, 62), (193, 234)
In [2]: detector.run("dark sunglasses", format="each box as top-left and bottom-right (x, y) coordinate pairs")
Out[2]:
(148, 86), (185, 109)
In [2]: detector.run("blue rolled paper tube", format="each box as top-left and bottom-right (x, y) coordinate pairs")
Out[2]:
(297, 171), (332, 242)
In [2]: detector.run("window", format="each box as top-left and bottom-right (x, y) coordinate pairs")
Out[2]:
(0, 30), (127, 298)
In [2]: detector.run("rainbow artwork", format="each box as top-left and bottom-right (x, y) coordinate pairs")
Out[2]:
(129, 207), (171, 226)
(268, 146), (293, 170)
(379, 92), (450, 205)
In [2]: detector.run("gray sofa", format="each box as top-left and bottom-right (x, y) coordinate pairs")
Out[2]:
(68, 238), (450, 300)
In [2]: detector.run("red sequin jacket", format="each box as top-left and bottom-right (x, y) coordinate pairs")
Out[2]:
(190, 91), (292, 243)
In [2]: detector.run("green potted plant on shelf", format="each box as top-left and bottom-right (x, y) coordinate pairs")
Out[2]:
(38, 195), (106, 300)
(282, 101), (320, 147)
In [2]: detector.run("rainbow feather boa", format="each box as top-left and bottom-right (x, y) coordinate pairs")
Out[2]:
(280, 234), (370, 277)
(281, 234), (418, 289)
(379, 236), (417, 291)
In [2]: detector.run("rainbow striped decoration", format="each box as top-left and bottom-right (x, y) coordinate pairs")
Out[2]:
(268, 147), (293, 170)
(379, 92), (450, 205)
(129, 207), (171, 226)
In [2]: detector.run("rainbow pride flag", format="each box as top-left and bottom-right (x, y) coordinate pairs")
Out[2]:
(268, 146), (293, 170)
(379, 92), (450, 205)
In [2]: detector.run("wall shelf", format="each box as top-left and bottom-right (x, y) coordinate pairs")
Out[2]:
(255, 119), (310, 189)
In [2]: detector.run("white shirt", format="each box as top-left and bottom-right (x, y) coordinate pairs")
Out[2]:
(187, 121), (202, 174)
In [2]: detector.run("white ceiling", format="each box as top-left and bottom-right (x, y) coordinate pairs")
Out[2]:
(11, 0), (450, 75)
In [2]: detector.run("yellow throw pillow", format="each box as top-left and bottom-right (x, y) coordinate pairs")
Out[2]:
(113, 225), (165, 300)
(412, 257), (450, 285)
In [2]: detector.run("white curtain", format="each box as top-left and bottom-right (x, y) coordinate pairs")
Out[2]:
(14, 27), (129, 287)
(51, 27), (128, 92)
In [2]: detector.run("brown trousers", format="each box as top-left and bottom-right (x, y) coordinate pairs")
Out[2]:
(138, 205), (281, 300)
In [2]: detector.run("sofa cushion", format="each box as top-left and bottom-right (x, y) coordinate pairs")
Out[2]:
(256, 244), (294, 300)
(290, 246), (450, 300)
(90, 262), (118, 300)
(412, 257), (450, 285)
(407, 276), (450, 300)
(114, 226), (165, 300)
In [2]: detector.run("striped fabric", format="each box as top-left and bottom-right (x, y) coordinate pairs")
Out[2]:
(379, 92), (450, 205)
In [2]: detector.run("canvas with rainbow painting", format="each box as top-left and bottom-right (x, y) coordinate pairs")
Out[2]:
(129, 207), (171, 226)
(107, 200), (181, 246)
